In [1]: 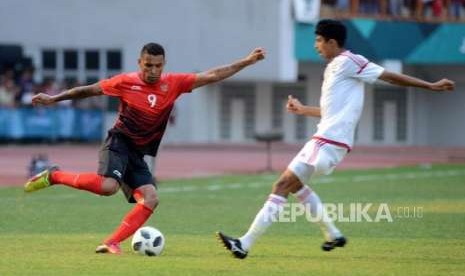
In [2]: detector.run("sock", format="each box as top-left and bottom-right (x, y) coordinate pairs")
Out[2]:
(294, 185), (341, 241)
(50, 171), (103, 195)
(105, 203), (153, 244)
(133, 189), (143, 202)
(239, 194), (287, 251)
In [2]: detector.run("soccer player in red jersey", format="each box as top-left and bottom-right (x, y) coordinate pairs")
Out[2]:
(24, 43), (266, 254)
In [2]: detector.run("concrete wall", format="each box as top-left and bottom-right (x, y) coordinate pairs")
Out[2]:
(0, 0), (296, 81)
(409, 65), (465, 147)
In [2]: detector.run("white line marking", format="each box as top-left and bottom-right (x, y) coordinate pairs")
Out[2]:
(159, 169), (465, 193)
(5, 169), (464, 201)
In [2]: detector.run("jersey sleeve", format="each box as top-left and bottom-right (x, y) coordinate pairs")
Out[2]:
(99, 74), (125, 96)
(172, 73), (197, 94)
(353, 62), (384, 83)
(341, 54), (384, 84)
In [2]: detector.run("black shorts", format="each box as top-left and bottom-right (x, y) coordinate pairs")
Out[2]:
(98, 132), (156, 203)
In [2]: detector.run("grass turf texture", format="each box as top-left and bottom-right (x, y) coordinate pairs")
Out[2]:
(1, 164), (464, 275)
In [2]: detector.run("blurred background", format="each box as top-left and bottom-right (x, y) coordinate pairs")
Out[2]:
(0, 0), (464, 183)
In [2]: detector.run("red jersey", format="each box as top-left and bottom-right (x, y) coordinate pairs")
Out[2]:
(99, 72), (196, 155)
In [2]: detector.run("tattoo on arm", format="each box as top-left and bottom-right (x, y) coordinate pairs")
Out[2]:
(194, 59), (250, 89)
(208, 60), (249, 81)
(54, 84), (102, 102)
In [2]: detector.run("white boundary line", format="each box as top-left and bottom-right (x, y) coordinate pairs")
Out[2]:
(159, 169), (465, 194)
(5, 169), (464, 201)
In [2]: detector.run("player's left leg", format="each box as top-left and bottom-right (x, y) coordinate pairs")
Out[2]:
(96, 184), (157, 254)
(96, 149), (157, 254)
(217, 169), (301, 259)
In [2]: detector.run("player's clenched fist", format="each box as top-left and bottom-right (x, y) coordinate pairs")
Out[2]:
(32, 93), (55, 106)
(286, 95), (303, 115)
(430, 78), (455, 91)
(245, 48), (266, 64)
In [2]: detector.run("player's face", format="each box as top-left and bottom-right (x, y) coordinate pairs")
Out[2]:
(138, 53), (165, 84)
(314, 35), (336, 60)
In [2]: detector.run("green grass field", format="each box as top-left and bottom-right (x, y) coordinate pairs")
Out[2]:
(1, 164), (465, 275)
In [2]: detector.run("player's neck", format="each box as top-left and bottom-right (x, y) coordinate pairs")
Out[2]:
(335, 48), (346, 56)
(328, 48), (346, 61)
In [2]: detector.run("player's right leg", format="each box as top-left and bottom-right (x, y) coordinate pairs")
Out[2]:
(24, 134), (124, 195)
(291, 180), (347, 251)
(24, 167), (119, 196)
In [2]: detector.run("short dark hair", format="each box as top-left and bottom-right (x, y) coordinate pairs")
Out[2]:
(141, 42), (165, 57)
(315, 19), (347, 47)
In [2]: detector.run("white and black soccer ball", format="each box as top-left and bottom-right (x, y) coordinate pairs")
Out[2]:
(131, 226), (165, 256)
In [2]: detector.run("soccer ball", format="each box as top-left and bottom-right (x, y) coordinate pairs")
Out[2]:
(131, 226), (165, 256)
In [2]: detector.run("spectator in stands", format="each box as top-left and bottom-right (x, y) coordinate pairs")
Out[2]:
(388, 0), (403, 17)
(432, 0), (445, 18)
(319, 0), (464, 21)
(417, 0), (445, 20)
(3, 68), (15, 79)
(448, 0), (465, 20)
(359, 0), (380, 15)
(17, 68), (35, 106)
(400, 0), (417, 17)
(335, 0), (351, 16)
(0, 76), (19, 108)
(42, 78), (60, 96)
(320, 0), (338, 18)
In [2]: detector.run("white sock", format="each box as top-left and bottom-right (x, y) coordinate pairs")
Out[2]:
(239, 194), (287, 251)
(294, 185), (342, 241)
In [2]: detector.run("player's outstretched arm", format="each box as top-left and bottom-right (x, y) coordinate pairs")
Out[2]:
(192, 48), (266, 90)
(32, 83), (103, 106)
(286, 95), (321, 118)
(378, 71), (455, 92)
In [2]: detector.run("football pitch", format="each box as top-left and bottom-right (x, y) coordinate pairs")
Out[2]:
(1, 164), (464, 275)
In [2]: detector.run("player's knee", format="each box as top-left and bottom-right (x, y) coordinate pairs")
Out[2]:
(272, 178), (291, 196)
(143, 192), (159, 209)
(101, 178), (120, 196)
(272, 171), (302, 196)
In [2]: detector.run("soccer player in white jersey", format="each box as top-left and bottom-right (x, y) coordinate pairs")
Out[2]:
(217, 19), (454, 259)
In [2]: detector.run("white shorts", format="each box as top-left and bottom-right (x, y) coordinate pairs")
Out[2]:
(287, 138), (348, 184)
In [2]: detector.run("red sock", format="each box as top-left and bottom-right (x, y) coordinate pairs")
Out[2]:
(105, 204), (153, 244)
(50, 171), (103, 195)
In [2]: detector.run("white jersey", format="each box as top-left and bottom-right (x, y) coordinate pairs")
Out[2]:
(314, 50), (384, 149)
